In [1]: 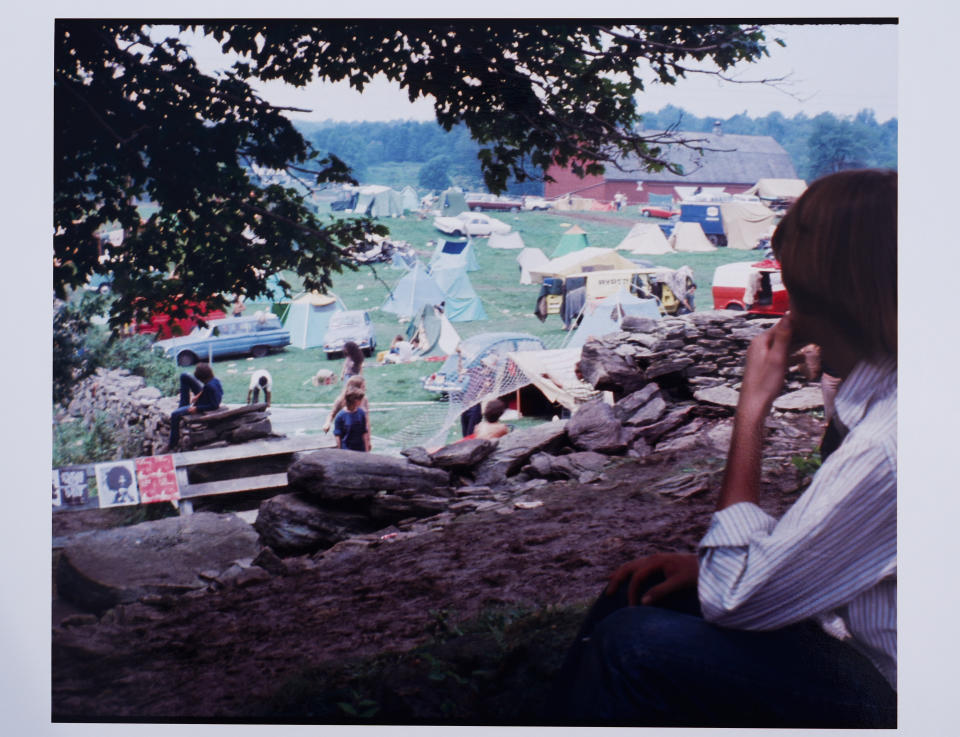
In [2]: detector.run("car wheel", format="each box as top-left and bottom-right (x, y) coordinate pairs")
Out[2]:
(472, 206), (481, 212)
(326, 352), (337, 360)
(451, 229), (463, 237)
(177, 351), (198, 367)
(362, 347), (373, 358)
(641, 209), (651, 217)
(250, 345), (269, 358)
(510, 206), (519, 212)
(725, 303), (745, 311)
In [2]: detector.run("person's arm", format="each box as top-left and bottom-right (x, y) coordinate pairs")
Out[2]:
(717, 314), (793, 510)
(323, 395), (345, 432)
(264, 389), (271, 407)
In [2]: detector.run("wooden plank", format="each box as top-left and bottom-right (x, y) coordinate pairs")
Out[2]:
(170, 435), (333, 468)
(180, 472), (289, 498)
(183, 402), (267, 424)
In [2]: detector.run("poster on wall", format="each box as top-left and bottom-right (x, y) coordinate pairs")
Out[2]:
(94, 460), (140, 508)
(53, 466), (93, 508)
(135, 455), (180, 504)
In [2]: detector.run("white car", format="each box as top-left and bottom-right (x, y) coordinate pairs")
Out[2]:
(433, 211), (512, 238)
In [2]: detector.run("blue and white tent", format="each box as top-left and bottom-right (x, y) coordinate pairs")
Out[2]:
(431, 266), (487, 322)
(381, 261), (447, 318)
(282, 292), (345, 349)
(429, 238), (480, 272)
(565, 288), (660, 349)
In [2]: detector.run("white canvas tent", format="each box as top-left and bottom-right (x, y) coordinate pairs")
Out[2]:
(507, 348), (601, 411)
(743, 178), (807, 200)
(488, 231), (525, 250)
(399, 185), (420, 212)
(281, 292), (344, 349)
(719, 201), (777, 250)
(616, 222), (673, 255)
(517, 247), (550, 285)
(528, 247), (636, 283)
(669, 221), (717, 252)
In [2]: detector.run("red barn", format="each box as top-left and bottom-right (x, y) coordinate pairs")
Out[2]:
(545, 123), (797, 205)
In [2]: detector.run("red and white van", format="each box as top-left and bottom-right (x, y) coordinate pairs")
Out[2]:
(711, 259), (789, 316)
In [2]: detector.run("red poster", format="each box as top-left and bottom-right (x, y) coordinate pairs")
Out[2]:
(135, 455), (180, 504)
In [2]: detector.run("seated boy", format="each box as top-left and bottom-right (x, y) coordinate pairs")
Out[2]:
(166, 362), (223, 451)
(474, 398), (509, 440)
(333, 388), (370, 452)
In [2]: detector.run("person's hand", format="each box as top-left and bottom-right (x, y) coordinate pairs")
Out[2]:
(322, 420), (331, 433)
(738, 312), (794, 418)
(606, 553), (699, 606)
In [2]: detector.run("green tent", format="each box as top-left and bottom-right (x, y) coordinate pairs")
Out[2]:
(354, 185), (404, 218)
(550, 225), (590, 258)
(439, 187), (468, 216)
(281, 292), (344, 349)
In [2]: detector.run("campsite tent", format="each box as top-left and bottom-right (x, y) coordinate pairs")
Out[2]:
(566, 288), (661, 349)
(429, 238), (480, 272)
(431, 266), (488, 322)
(399, 185), (419, 212)
(282, 292), (344, 349)
(405, 304), (461, 358)
(617, 222), (673, 255)
(506, 348), (600, 411)
(353, 185), (404, 218)
(517, 247), (551, 285)
(381, 261), (446, 318)
(439, 187), (468, 215)
(743, 178), (807, 201)
(488, 231), (525, 250)
(530, 246), (636, 283)
(669, 221), (717, 252)
(719, 201), (777, 250)
(550, 225), (590, 258)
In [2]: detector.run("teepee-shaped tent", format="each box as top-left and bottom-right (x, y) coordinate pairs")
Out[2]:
(550, 225), (590, 258)
(669, 221), (717, 252)
(431, 266), (488, 322)
(282, 292), (344, 349)
(488, 231), (525, 250)
(429, 238), (480, 272)
(405, 304), (461, 357)
(617, 222), (673, 255)
(354, 185), (404, 218)
(566, 288), (660, 349)
(400, 185), (420, 212)
(381, 261), (446, 318)
(517, 247), (550, 285)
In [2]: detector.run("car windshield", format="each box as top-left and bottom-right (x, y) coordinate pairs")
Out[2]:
(331, 313), (364, 328)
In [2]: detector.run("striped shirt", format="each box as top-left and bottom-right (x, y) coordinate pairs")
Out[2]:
(698, 357), (897, 688)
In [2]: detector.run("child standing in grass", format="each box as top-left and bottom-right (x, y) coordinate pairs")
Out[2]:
(333, 388), (370, 452)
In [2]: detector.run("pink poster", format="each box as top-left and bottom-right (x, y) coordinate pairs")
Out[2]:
(135, 455), (180, 504)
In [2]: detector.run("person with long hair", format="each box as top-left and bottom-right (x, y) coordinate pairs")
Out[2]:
(322, 375), (370, 435)
(340, 340), (365, 382)
(552, 170), (897, 728)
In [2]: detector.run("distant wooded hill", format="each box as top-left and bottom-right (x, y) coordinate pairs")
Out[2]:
(294, 106), (897, 194)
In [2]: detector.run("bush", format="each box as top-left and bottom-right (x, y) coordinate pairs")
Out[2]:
(53, 411), (145, 467)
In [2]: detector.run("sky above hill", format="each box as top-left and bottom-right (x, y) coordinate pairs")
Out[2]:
(171, 22), (898, 124)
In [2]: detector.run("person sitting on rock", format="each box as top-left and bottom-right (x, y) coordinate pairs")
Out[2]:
(333, 388), (370, 452)
(247, 369), (272, 406)
(551, 169), (897, 728)
(166, 362), (223, 451)
(474, 398), (510, 440)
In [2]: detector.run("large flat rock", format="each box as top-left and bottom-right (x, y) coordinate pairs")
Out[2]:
(56, 512), (261, 613)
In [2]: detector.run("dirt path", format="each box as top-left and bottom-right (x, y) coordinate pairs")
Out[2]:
(51, 417), (820, 721)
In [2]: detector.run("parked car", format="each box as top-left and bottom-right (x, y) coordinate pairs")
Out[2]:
(639, 205), (679, 219)
(711, 260), (789, 316)
(433, 211), (512, 238)
(421, 332), (545, 395)
(154, 313), (290, 366)
(522, 195), (552, 211)
(322, 310), (377, 359)
(465, 193), (523, 212)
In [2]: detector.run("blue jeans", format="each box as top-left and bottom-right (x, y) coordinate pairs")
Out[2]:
(168, 373), (203, 447)
(550, 577), (896, 728)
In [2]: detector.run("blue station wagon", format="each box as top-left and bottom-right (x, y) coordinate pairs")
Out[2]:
(154, 314), (291, 366)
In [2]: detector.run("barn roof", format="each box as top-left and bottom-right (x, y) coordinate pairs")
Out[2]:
(604, 130), (797, 184)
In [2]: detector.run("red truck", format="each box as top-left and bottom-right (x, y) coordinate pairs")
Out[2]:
(135, 301), (227, 339)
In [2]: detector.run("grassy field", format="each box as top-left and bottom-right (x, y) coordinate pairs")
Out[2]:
(169, 209), (762, 444)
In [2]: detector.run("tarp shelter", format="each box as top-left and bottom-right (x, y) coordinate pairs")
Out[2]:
(566, 288), (661, 349)
(488, 231), (525, 250)
(353, 185), (404, 218)
(669, 221), (717, 252)
(531, 247), (636, 283)
(550, 225), (590, 258)
(517, 247), (550, 285)
(281, 292), (344, 349)
(743, 178), (807, 201)
(405, 304), (461, 357)
(429, 238), (480, 272)
(400, 185), (420, 212)
(381, 261), (446, 318)
(617, 222), (673, 255)
(439, 187), (468, 215)
(431, 266), (488, 322)
(506, 348), (600, 411)
(719, 201), (777, 250)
